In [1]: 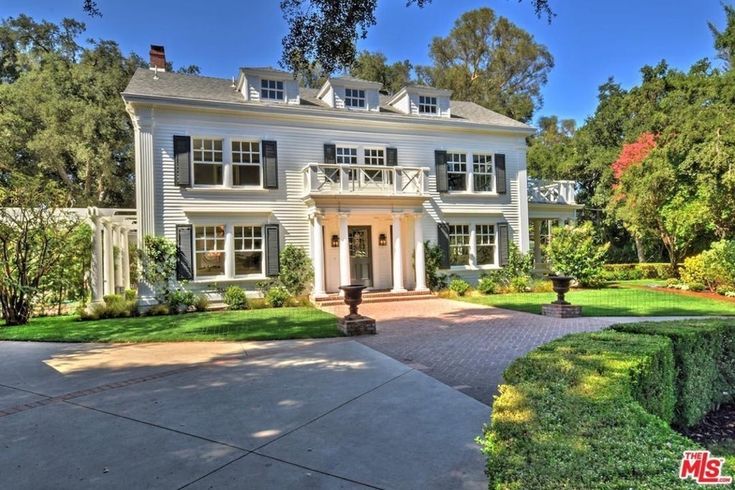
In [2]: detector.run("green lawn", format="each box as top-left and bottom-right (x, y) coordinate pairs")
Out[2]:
(0, 307), (341, 342)
(458, 281), (735, 317)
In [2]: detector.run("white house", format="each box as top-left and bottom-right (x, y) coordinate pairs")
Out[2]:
(122, 46), (578, 303)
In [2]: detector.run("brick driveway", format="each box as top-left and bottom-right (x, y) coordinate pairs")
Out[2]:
(322, 299), (671, 405)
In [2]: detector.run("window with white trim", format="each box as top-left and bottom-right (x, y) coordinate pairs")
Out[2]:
(476, 224), (496, 265)
(260, 79), (284, 100)
(364, 148), (385, 182)
(449, 225), (470, 266)
(193, 138), (223, 185)
(447, 152), (467, 191)
(231, 141), (261, 186)
(234, 226), (263, 275)
(473, 154), (495, 192)
(345, 88), (366, 108)
(194, 225), (225, 277)
(336, 146), (358, 164)
(418, 96), (437, 114)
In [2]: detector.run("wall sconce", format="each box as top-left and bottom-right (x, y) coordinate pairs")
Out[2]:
(331, 235), (339, 248)
(378, 233), (387, 246)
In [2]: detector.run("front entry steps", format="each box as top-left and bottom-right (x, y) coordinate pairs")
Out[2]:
(313, 289), (435, 307)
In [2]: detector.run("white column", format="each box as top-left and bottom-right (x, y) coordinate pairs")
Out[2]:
(113, 225), (123, 293)
(311, 214), (326, 296)
(103, 220), (114, 295)
(90, 215), (104, 302)
(121, 228), (131, 290)
(224, 223), (234, 279)
(414, 214), (427, 291)
(517, 166), (530, 253)
(338, 213), (350, 289)
(469, 223), (477, 269)
(391, 213), (406, 292)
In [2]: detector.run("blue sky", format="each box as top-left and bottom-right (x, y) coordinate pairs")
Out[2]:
(1, 0), (729, 125)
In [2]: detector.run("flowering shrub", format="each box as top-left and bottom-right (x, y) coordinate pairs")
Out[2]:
(612, 132), (656, 179)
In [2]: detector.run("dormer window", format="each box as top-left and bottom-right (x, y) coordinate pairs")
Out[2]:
(419, 96), (438, 115)
(345, 88), (366, 109)
(261, 79), (284, 101)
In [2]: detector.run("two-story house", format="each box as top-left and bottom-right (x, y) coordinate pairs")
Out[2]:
(122, 46), (578, 304)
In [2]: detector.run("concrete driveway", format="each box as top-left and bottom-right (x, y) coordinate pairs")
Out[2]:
(0, 339), (488, 489)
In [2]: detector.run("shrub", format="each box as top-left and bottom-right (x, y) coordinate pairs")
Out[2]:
(223, 286), (248, 310)
(612, 321), (735, 427)
(477, 276), (498, 295)
(687, 282), (705, 292)
(138, 235), (177, 301)
(478, 244), (533, 294)
(192, 294), (209, 312)
(681, 240), (735, 292)
(448, 278), (470, 296)
(123, 289), (137, 301)
(424, 241), (449, 291)
(167, 288), (195, 313)
(265, 285), (291, 307)
(278, 245), (314, 296)
(544, 222), (609, 287)
(509, 275), (531, 293)
(144, 304), (170, 316)
(80, 294), (137, 320)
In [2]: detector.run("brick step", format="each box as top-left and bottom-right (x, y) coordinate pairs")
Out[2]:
(315, 291), (435, 307)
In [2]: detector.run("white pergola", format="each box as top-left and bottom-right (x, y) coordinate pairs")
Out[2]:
(86, 207), (137, 302)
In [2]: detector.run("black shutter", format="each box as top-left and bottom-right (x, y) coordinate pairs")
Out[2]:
(324, 143), (336, 164)
(435, 150), (448, 193)
(173, 136), (191, 187)
(386, 147), (398, 166)
(437, 223), (450, 269)
(176, 225), (194, 280)
(497, 223), (510, 266)
(265, 224), (280, 277)
(495, 153), (506, 194)
(262, 141), (278, 189)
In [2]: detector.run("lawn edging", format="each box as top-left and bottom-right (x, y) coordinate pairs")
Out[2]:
(481, 320), (735, 489)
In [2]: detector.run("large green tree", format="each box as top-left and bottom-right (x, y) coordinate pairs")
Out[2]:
(416, 8), (554, 122)
(527, 115), (576, 179)
(349, 50), (412, 94)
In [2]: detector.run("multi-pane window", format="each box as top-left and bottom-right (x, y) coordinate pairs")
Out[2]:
(193, 138), (223, 185)
(449, 225), (470, 266)
(336, 146), (358, 164)
(345, 88), (366, 108)
(476, 225), (496, 265)
(418, 96), (437, 114)
(473, 154), (495, 192)
(232, 141), (261, 186)
(194, 225), (225, 277)
(447, 152), (467, 191)
(260, 79), (284, 100)
(364, 148), (385, 181)
(234, 226), (262, 275)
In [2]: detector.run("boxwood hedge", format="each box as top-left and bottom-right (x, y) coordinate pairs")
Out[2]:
(481, 323), (735, 489)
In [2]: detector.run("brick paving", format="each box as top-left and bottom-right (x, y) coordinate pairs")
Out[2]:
(321, 298), (681, 405)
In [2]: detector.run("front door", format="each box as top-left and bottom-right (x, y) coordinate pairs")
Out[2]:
(348, 226), (372, 287)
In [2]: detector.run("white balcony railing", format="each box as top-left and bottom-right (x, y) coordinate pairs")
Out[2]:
(527, 178), (577, 205)
(302, 163), (428, 197)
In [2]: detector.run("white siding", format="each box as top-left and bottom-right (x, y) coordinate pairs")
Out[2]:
(144, 106), (527, 291)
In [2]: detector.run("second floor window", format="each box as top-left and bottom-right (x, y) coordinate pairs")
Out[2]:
(261, 79), (284, 100)
(447, 152), (467, 191)
(419, 96), (437, 114)
(234, 226), (263, 275)
(473, 154), (495, 192)
(193, 138), (223, 185)
(336, 146), (358, 164)
(232, 141), (261, 186)
(345, 88), (366, 108)
(195, 225), (225, 277)
(449, 225), (470, 266)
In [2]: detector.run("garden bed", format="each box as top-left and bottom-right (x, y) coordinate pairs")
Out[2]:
(0, 307), (340, 342)
(482, 319), (735, 489)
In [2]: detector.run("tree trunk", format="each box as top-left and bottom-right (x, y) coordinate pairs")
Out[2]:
(634, 235), (646, 263)
(1, 296), (32, 326)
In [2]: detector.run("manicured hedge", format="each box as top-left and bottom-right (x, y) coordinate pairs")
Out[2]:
(612, 320), (735, 427)
(602, 262), (677, 281)
(481, 326), (734, 489)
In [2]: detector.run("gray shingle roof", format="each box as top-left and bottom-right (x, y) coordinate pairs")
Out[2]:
(123, 68), (532, 130)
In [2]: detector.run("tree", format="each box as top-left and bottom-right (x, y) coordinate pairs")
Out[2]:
(527, 115), (576, 179)
(544, 222), (609, 287)
(279, 1), (553, 74)
(350, 51), (412, 94)
(0, 176), (83, 326)
(416, 8), (553, 122)
(709, 3), (735, 69)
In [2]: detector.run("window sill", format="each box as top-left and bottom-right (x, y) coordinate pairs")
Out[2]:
(191, 275), (267, 284)
(441, 264), (500, 272)
(445, 191), (499, 197)
(184, 187), (270, 193)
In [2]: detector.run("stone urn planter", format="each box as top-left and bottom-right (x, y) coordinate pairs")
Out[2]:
(337, 284), (376, 336)
(542, 275), (582, 318)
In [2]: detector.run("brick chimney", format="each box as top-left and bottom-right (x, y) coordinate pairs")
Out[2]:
(149, 45), (166, 71)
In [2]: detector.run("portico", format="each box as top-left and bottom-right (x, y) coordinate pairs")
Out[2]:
(88, 207), (137, 302)
(309, 207), (429, 298)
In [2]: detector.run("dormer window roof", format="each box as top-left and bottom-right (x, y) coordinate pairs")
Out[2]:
(237, 67), (299, 104)
(316, 77), (382, 111)
(387, 84), (452, 117)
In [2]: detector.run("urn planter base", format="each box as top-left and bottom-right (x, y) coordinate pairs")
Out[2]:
(338, 315), (377, 336)
(542, 304), (582, 318)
